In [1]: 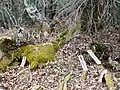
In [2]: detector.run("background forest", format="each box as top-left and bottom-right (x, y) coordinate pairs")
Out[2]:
(0, 0), (120, 90)
(0, 0), (120, 31)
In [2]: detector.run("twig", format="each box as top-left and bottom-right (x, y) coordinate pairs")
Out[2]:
(98, 69), (107, 83)
(17, 68), (28, 76)
(78, 55), (88, 71)
(78, 55), (88, 80)
(87, 50), (101, 65)
(20, 56), (26, 67)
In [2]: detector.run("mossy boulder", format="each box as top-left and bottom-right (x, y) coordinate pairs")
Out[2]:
(0, 56), (11, 72)
(15, 43), (56, 69)
(0, 38), (17, 71)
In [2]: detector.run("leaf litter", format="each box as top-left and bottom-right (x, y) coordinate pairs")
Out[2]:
(0, 27), (120, 90)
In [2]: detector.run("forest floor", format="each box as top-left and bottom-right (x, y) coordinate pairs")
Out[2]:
(0, 26), (120, 90)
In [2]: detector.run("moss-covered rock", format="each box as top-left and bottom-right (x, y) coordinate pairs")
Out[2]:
(0, 37), (17, 71)
(15, 43), (56, 69)
(0, 56), (11, 72)
(0, 38), (17, 53)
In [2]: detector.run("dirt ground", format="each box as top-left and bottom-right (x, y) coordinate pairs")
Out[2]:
(0, 26), (120, 90)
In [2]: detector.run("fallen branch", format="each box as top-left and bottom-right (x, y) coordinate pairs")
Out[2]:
(20, 56), (26, 67)
(98, 69), (107, 83)
(87, 50), (101, 65)
(78, 55), (88, 80)
(78, 55), (88, 71)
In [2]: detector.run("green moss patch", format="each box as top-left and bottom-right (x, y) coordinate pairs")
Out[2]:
(105, 73), (115, 90)
(0, 56), (12, 72)
(15, 43), (56, 69)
